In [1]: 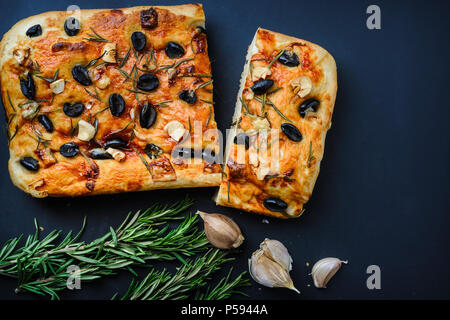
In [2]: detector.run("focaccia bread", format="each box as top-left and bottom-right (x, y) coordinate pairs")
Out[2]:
(215, 28), (337, 218)
(0, 4), (221, 198)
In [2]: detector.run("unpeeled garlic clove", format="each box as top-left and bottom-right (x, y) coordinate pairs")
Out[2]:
(196, 211), (244, 249)
(249, 239), (299, 293)
(311, 257), (348, 288)
(260, 239), (293, 272)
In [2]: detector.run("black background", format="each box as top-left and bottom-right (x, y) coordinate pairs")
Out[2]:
(0, 0), (449, 300)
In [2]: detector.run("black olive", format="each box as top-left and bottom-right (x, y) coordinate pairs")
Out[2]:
(165, 42), (185, 59)
(251, 79), (274, 95)
(26, 24), (42, 37)
(109, 93), (126, 117)
(233, 133), (250, 149)
(72, 65), (92, 86)
(20, 73), (36, 100)
(20, 157), (39, 171)
(145, 143), (162, 159)
(64, 17), (80, 36)
(278, 50), (300, 67)
(104, 138), (127, 149)
(202, 149), (217, 164)
(89, 148), (113, 160)
(137, 74), (159, 92)
(172, 147), (195, 159)
(63, 102), (84, 117)
(37, 115), (54, 133)
(140, 103), (157, 129)
(179, 90), (196, 104)
(196, 26), (206, 34)
(131, 31), (147, 51)
(281, 123), (302, 142)
(263, 197), (288, 212)
(60, 142), (79, 158)
(298, 98), (320, 118)
(141, 8), (158, 29)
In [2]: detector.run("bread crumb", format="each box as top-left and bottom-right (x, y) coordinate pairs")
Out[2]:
(262, 219), (269, 224)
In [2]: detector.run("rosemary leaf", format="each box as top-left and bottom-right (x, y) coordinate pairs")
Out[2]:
(206, 106), (212, 127)
(254, 96), (292, 122)
(118, 48), (131, 68)
(84, 87), (101, 101)
(6, 91), (16, 112)
(131, 146), (152, 175)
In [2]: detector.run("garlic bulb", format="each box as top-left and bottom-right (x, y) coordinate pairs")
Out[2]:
(196, 211), (244, 249)
(248, 239), (299, 293)
(311, 257), (348, 288)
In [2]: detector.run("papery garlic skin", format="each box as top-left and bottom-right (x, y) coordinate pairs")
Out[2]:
(249, 239), (299, 293)
(196, 211), (244, 249)
(260, 239), (293, 272)
(311, 257), (348, 288)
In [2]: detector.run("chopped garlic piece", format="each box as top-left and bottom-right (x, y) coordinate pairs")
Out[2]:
(102, 43), (117, 63)
(106, 147), (126, 162)
(96, 76), (110, 89)
(13, 48), (29, 65)
(50, 79), (65, 94)
(20, 101), (39, 119)
(290, 76), (313, 98)
(251, 66), (271, 81)
(164, 120), (185, 142)
(77, 120), (96, 141)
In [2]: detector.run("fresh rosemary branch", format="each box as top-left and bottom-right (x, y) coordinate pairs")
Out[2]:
(195, 267), (250, 300)
(119, 249), (249, 300)
(0, 198), (209, 299)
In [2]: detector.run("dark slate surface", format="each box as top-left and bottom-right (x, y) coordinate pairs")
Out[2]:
(0, 0), (449, 300)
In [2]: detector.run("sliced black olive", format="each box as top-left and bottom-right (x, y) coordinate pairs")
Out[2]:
(165, 41), (185, 59)
(63, 102), (84, 117)
(37, 115), (54, 133)
(141, 8), (158, 29)
(104, 138), (127, 149)
(278, 50), (300, 67)
(60, 142), (79, 158)
(109, 93), (126, 117)
(20, 157), (39, 171)
(298, 98), (320, 118)
(179, 90), (196, 104)
(72, 65), (92, 86)
(89, 148), (113, 160)
(145, 143), (162, 159)
(233, 133), (250, 149)
(20, 73), (36, 100)
(26, 24), (42, 37)
(140, 103), (157, 129)
(137, 74), (159, 92)
(64, 17), (80, 36)
(202, 149), (217, 164)
(131, 31), (147, 51)
(281, 123), (302, 142)
(263, 197), (288, 212)
(251, 79), (274, 95)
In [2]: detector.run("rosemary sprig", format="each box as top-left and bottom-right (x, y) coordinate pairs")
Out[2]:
(34, 69), (59, 83)
(84, 27), (109, 42)
(155, 100), (172, 107)
(131, 145), (152, 175)
(254, 96), (292, 122)
(157, 58), (194, 72)
(84, 87), (101, 101)
(120, 249), (248, 300)
(267, 50), (285, 69)
(93, 106), (109, 117)
(179, 73), (212, 78)
(196, 79), (213, 91)
(195, 268), (250, 300)
(206, 106), (212, 127)
(85, 52), (106, 68)
(118, 48), (131, 68)
(307, 141), (316, 168)
(8, 125), (19, 143)
(240, 97), (251, 114)
(0, 198), (209, 299)
(200, 99), (215, 105)
(6, 90), (16, 112)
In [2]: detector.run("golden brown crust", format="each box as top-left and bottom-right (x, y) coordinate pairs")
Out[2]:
(1, 4), (221, 197)
(215, 28), (337, 218)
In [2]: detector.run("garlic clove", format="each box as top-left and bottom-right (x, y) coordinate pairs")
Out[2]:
(20, 101), (40, 119)
(196, 211), (244, 249)
(164, 120), (185, 142)
(102, 43), (117, 63)
(249, 249), (299, 293)
(106, 147), (126, 162)
(77, 120), (96, 141)
(311, 257), (348, 288)
(260, 238), (293, 272)
(50, 79), (65, 94)
(290, 76), (313, 98)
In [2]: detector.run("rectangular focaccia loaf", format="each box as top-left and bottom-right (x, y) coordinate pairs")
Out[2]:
(215, 28), (337, 218)
(0, 4), (221, 197)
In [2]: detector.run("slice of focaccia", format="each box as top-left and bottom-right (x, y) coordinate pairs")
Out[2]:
(0, 4), (221, 197)
(215, 28), (337, 219)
